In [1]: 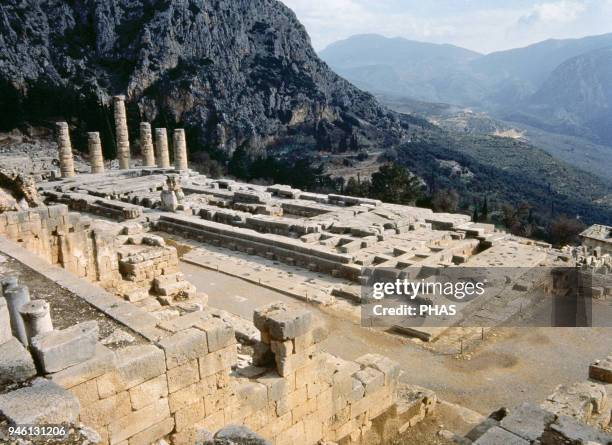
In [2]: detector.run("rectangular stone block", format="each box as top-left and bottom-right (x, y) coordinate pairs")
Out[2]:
(353, 367), (385, 395)
(68, 379), (100, 407)
(129, 374), (168, 410)
(589, 356), (612, 383)
(115, 345), (166, 390)
(175, 400), (205, 432)
(167, 359), (200, 393)
(50, 344), (115, 389)
(0, 378), (80, 425)
(80, 391), (132, 429)
(0, 337), (37, 385)
(257, 371), (287, 402)
(128, 417), (174, 445)
(355, 354), (401, 386)
(168, 381), (206, 413)
(194, 317), (235, 352)
(108, 397), (170, 444)
(253, 302), (312, 341)
(159, 328), (208, 369)
(31, 321), (98, 373)
(199, 344), (237, 377)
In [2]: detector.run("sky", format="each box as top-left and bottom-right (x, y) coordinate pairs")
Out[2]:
(279, 0), (612, 53)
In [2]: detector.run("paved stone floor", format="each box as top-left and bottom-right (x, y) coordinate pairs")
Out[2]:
(181, 260), (612, 414)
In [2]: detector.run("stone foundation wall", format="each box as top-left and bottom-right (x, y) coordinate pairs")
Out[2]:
(47, 303), (403, 445)
(0, 205), (119, 283)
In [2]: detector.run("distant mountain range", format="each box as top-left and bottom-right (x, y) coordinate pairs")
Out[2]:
(320, 33), (612, 147)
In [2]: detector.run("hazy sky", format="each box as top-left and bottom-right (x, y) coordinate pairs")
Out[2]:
(279, 0), (612, 53)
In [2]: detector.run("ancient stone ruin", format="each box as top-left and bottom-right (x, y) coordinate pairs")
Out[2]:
(0, 99), (610, 445)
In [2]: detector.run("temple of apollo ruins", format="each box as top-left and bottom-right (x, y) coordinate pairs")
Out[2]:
(0, 95), (610, 445)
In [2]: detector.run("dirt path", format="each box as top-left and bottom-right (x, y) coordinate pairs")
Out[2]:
(180, 261), (612, 414)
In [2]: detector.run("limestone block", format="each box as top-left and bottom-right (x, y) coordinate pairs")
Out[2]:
(168, 380), (206, 413)
(68, 379), (100, 408)
(129, 374), (168, 410)
(167, 359), (200, 393)
(589, 355), (612, 383)
(257, 371), (288, 402)
(194, 317), (235, 352)
(237, 382), (268, 413)
(128, 417), (174, 445)
(541, 381), (607, 422)
(253, 302), (313, 341)
(474, 426), (529, 445)
(0, 297), (12, 344)
(175, 400), (205, 432)
(199, 344), (237, 377)
(80, 391), (132, 429)
(355, 354), (401, 386)
(114, 345), (166, 390)
(214, 425), (272, 445)
(108, 397), (170, 444)
(50, 344), (115, 389)
(545, 414), (612, 445)
(0, 378), (80, 425)
(499, 403), (555, 442)
(31, 321), (98, 373)
(0, 336), (37, 385)
(159, 328), (209, 369)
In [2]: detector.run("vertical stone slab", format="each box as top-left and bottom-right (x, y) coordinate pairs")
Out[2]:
(0, 297), (11, 345)
(19, 300), (53, 343)
(3, 285), (31, 346)
(173, 129), (188, 171)
(56, 122), (75, 178)
(88, 132), (105, 174)
(140, 122), (156, 167)
(155, 128), (171, 168)
(113, 95), (131, 170)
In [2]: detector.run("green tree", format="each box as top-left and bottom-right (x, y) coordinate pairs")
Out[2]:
(370, 164), (421, 204)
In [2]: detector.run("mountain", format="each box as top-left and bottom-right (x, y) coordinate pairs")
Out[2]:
(0, 0), (407, 158)
(505, 47), (612, 144)
(320, 33), (612, 145)
(320, 34), (483, 104)
(0, 2), (610, 224)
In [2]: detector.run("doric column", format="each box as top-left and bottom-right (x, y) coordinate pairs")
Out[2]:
(113, 95), (131, 169)
(155, 128), (171, 168)
(140, 123), (156, 167)
(173, 129), (188, 171)
(3, 285), (31, 345)
(56, 122), (75, 178)
(88, 132), (105, 174)
(19, 300), (53, 343)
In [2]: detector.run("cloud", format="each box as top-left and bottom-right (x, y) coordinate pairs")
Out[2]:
(280, 0), (612, 53)
(517, 0), (587, 27)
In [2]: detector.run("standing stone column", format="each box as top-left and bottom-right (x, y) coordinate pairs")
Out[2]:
(19, 300), (53, 343)
(3, 285), (31, 345)
(56, 122), (75, 178)
(173, 129), (188, 171)
(140, 123), (155, 167)
(113, 95), (131, 169)
(155, 128), (171, 168)
(88, 132), (105, 174)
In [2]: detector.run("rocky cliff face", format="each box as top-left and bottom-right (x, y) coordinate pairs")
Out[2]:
(0, 0), (407, 156)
